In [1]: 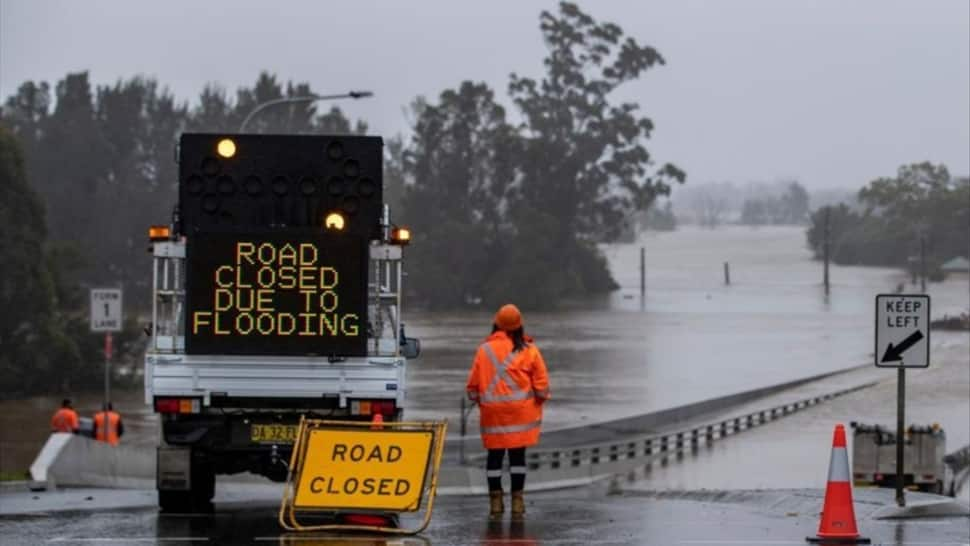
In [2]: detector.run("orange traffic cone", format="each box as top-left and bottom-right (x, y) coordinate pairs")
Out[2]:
(807, 424), (870, 544)
(371, 412), (384, 430)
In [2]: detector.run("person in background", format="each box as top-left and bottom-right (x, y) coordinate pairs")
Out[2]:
(93, 402), (124, 446)
(50, 399), (79, 433)
(466, 304), (550, 520)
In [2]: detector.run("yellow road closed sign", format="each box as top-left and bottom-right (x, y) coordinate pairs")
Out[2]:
(293, 428), (433, 511)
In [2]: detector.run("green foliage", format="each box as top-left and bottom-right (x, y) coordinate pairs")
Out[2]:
(806, 163), (969, 270)
(510, 2), (684, 242)
(400, 3), (679, 308)
(1, 72), (366, 397)
(2, 3), (685, 325)
(0, 123), (56, 396)
(398, 82), (518, 308)
(741, 181), (810, 226)
(640, 201), (677, 231)
(0, 124), (104, 398)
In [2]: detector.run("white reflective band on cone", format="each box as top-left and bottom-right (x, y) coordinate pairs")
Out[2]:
(509, 466), (527, 474)
(828, 447), (851, 482)
(486, 470), (503, 478)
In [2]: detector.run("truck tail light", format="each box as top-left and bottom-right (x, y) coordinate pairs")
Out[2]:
(921, 474), (934, 480)
(155, 397), (201, 414)
(349, 399), (396, 416)
(373, 399), (396, 416)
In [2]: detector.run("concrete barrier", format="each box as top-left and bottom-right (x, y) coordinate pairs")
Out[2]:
(30, 433), (154, 490)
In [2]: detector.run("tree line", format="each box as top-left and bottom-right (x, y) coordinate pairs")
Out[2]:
(0, 2), (683, 396)
(806, 162), (969, 276)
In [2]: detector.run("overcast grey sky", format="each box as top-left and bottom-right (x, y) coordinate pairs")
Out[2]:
(1, 0), (968, 191)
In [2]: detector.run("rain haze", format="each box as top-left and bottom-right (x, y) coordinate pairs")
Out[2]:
(1, 1), (969, 543)
(2, 0), (968, 189)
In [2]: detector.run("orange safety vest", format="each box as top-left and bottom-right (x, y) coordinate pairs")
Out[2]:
(465, 331), (550, 449)
(94, 411), (121, 446)
(51, 408), (79, 433)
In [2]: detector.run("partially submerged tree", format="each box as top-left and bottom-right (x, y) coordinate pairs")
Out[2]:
(806, 163), (969, 270)
(400, 82), (518, 308)
(506, 1), (684, 298)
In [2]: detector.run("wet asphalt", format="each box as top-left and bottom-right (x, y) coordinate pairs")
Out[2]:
(1, 486), (969, 545)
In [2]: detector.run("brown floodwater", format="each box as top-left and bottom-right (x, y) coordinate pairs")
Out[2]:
(2, 226), (965, 476)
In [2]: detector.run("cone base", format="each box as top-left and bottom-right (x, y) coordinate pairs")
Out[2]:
(806, 535), (871, 544)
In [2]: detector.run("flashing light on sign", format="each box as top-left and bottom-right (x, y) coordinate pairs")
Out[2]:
(216, 138), (236, 158)
(391, 227), (411, 245)
(324, 212), (346, 231)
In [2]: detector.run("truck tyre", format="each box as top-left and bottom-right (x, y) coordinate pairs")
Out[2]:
(158, 489), (194, 513)
(158, 461), (215, 513)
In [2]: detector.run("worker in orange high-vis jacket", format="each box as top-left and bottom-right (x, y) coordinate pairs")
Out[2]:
(51, 399), (80, 433)
(93, 402), (124, 446)
(466, 304), (550, 520)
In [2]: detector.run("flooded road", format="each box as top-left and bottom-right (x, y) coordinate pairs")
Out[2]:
(405, 226), (967, 434)
(2, 225), (967, 475)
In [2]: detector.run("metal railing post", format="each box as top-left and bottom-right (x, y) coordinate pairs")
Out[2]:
(459, 397), (466, 464)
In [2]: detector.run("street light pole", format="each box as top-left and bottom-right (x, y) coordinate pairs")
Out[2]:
(238, 91), (374, 132)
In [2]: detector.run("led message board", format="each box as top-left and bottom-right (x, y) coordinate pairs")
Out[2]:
(185, 232), (367, 356)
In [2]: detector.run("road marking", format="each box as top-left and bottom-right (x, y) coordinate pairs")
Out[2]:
(48, 538), (208, 543)
(254, 538), (409, 544)
(678, 541), (806, 545)
(679, 542), (969, 546)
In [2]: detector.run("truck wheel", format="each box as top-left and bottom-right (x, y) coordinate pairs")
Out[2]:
(158, 489), (194, 513)
(192, 464), (215, 512)
(158, 463), (215, 513)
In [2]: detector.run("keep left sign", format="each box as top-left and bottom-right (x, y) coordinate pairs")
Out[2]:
(875, 294), (930, 368)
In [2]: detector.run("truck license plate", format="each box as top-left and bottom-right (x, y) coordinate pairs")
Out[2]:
(250, 424), (298, 444)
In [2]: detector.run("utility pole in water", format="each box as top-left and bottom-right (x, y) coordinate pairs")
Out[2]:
(823, 206), (830, 295)
(640, 247), (646, 299)
(919, 234), (927, 294)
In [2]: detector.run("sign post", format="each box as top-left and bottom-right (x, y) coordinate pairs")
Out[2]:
(91, 288), (123, 407)
(875, 294), (930, 507)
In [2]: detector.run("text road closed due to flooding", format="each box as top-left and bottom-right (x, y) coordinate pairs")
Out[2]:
(294, 429), (433, 511)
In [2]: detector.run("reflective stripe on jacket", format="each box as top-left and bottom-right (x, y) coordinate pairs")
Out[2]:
(465, 331), (550, 449)
(51, 408), (79, 433)
(94, 411), (121, 446)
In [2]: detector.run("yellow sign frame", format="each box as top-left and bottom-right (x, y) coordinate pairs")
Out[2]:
(279, 417), (448, 535)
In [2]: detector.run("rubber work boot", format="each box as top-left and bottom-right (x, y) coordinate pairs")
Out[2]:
(489, 491), (504, 518)
(511, 490), (525, 520)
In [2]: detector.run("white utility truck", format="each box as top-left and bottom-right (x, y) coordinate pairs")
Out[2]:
(851, 422), (946, 494)
(144, 134), (418, 512)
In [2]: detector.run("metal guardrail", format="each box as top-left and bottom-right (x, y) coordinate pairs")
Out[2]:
(462, 382), (876, 472)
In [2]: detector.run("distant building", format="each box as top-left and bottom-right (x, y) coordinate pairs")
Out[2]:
(941, 256), (970, 278)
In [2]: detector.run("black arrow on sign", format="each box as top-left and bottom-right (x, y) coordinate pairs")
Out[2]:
(881, 330), (924, 363)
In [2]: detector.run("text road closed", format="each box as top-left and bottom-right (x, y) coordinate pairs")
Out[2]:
(294, 429), (433, 511)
